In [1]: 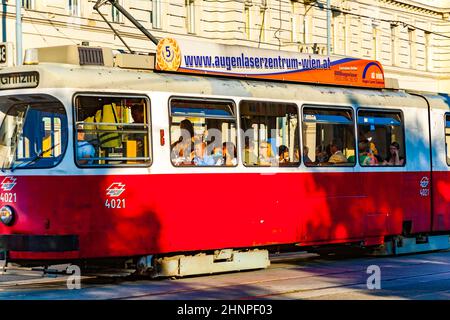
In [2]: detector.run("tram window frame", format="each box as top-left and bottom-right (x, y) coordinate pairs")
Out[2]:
(168, 96), (238, 168)
(239, 100), (301, 168)
(356, 108), (406, 167)
(301, 105), (356, 167)
(72, 93), (152, 168)
(445, 113), (450, 166)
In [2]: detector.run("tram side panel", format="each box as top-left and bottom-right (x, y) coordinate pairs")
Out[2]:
(428, 95), (450, 231)
(401, 103), (432, 234)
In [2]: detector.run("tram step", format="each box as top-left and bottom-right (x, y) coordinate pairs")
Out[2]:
(152, 249), (270, 278)
(372, 235), (450, 256)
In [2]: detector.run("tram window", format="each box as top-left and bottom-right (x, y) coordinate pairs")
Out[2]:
(74, 95), (151, 167)
(357, 110), (405, 166)
(446, 114), (450, 166)
(0, 94), (68, 170)
(169, 98), (237, 167)
(302, 107), (355, 166)
(239, 101), (300, 167)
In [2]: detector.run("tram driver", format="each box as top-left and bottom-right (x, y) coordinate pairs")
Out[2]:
(128, 104), (146, 158)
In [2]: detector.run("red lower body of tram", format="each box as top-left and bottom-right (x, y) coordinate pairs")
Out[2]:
(0, 170), (446, 262)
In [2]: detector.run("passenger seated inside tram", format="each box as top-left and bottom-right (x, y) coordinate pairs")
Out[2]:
(258, 141), (277, 166)
(360, 133), (383, 163)
(216, 142), (237, 166)
(328, 139), (348, 164)
(278, 145), (290, 164)
(171, 119), (195, 165)
(303, 146), (312, 164)
(243, 140), (258, 165)
(192, 140), (216, 166)
(348, 140), (373, 165)
(314, 145), (328, 164)
(211, 143), (223, 164)
(293, 147), (300, 163)
(131, 104), (145, 123)
(77, 125), (96, 165)
(383, 141), (404, 166)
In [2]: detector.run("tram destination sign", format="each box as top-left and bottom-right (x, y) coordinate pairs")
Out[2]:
(155, 38), (385, 89)
(0, 72), (39, 90)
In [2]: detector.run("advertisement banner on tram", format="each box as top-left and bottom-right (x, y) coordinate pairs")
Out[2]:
(155, 37), (385, 88)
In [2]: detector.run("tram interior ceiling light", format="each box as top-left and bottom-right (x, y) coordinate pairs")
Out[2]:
(0, 206), (15, 226)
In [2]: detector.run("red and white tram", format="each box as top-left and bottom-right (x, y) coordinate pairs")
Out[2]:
(0, 42), (448, 277)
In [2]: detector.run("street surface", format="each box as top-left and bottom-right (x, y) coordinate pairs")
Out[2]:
(2, 250), (450, 299)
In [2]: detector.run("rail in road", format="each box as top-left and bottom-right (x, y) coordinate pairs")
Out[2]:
(1, 250), (450, 299)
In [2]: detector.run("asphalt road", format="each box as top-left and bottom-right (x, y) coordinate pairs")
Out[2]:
(2, 250), (450, 299)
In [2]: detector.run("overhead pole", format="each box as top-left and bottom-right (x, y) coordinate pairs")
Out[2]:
(94, 7), (134, 53)
(15, 0), (22, 65)
(94, 0), (159, 47)
(326, 0), (331, 55)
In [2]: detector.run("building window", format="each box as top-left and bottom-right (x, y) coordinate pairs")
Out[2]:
(170, 98), (237, 167)
(259, 7), (266, 43)
(111, 4), (121, 23)
(21, 0), (34, 10)
(302, 106), (355, 166)
(152, 0), (162, 29)
(290, 1), (298, 43)
(74, 95), (151, 167)
(186, 0), (195, 34)
(291, 16), (297, 43)
(240, 101), (300, 167)
(357, 110), (405, 166)
(372, 25), (378, 60)
(303, 9), (313, 45)
(391, 23), (398, 66)
(244, 4), (251, 40)
(408, 27), (417, 69)
(425, 31), (432, 71)
(69, 0), (81, 16)
(446, 114), (450, 166)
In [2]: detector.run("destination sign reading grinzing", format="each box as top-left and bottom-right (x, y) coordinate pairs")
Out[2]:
(0, 72), (39, 90)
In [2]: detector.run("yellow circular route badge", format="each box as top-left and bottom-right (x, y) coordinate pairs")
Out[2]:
(156, 38), (181, 71)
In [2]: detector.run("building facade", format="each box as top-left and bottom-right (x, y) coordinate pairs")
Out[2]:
(1, 0), (450, 91)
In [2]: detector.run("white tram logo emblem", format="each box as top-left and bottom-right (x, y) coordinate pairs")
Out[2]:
(420, 177), (429, 188)
(106, 182), (126, 197)
(1, 177), (16, 191)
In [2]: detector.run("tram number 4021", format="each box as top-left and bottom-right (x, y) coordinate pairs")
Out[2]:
(0, 193), (16, 203)
(105, 198), (126, 209)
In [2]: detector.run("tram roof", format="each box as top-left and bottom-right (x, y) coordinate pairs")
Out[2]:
(0, 62), (429, 110)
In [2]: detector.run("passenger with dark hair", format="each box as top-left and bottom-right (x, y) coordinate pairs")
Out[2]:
(131, 104), (145, 123)
(315, 145), (328, 164)
(278, 145), (290, 164)
(216, 142), (237, 166)
(171, 119), (195, 165)
(328, 138), (347, 164)
(348, 140), (371, 165)
(303, 146), (312, 163)
(129, 104), (146, 157)
(383, 141), (404, 166)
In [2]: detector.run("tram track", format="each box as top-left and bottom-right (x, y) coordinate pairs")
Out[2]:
(1, 250), (450, 299)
